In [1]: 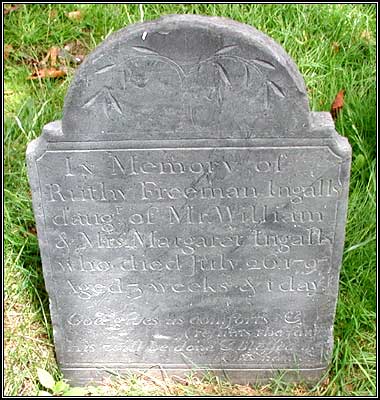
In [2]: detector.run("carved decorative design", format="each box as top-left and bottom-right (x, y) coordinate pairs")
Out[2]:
(81, 45), (287, 129)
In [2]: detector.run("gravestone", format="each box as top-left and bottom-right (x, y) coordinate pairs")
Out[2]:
(26, 15), (351, 386)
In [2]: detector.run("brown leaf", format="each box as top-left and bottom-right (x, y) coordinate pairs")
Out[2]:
(40, 46), (60, 67)
(66, 10), (83, 21)
(28, 226), (37, 236)
(22, 224), (37, 238)
(28, 67), (67, 80)
(60, 40), (88, 65)
(59, 49), (84, 65)
(49, 46), (59, 66)
(331, 41), (340, 53)
(330, 89), (345, 121)
(4, 4), (21, 15)
(49, 9), (58, 19)
(345, 383), (354, 392)
(4, 44), (13, 60)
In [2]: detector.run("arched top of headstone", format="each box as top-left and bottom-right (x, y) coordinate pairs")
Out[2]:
(60, 14), (313, 141)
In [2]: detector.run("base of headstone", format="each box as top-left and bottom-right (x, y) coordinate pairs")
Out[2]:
(61, 366), (328, 387)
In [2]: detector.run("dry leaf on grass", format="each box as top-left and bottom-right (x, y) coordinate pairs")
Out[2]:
(331, 41), (340, 53)
(28, 67), (67, 80)
(330, 89), (345, 121)
(4, 4), (21, 15)
(59, 39), (88, 64)
(59, 48), (84, 65)
(28, 226), (37, 236)
(41, 46), (60, 67)
(66, 10), (84, 21)
(49, 9), (58, 19)
(345, 383), (354, 392)
(28, 42), (83, 79)
(64, 39), (88, 54)
(4, 44), (13, 59)
(49, 46), (59, 66)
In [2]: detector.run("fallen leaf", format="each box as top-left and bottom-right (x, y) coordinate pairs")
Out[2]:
(321, 376), (330, 386)
(4, 4), (21, 15)
(36, 368), (55, 390)
(292, 387), (306, 396)
(28, 226), (37, 235)
(49, 46), (59, 66)
(331, 41), (340, 53)
(60, 39), (88, 65)
(4, 44), (13, 59)
(28, 67), (67, 80)
(66, 10), (83, 21)
(49, 9), (58, 19)
(40, 46), (60, 67)
(58, 48), (84, 65)
(330, 89), (345, 121)
(345, 383), (354, 392)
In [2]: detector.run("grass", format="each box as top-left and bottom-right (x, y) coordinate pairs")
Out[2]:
(4, 3), (376, 396)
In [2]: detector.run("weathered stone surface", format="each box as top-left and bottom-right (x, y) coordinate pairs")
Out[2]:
(26, 15), (351, 386)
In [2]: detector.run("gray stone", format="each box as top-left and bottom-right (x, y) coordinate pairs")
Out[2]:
(26, 15), (351, 386)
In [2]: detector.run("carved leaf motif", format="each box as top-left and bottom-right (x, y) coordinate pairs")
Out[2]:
(214, 44), (238, 56)
(82, 92), (102, 108)
(82, 88), (123, 118)
(107, 90), (123, 115)
(215, 62), (231, 87)
(268, 80), (286, 98)
(217, 86), (223, 107)
(95, 64), (116, 74)
(251, 59), (276, 70)
(132, 46), (159, 55)
(264, 84), (269, 109)
(245, 64), (251, 87)
(102, 102), (109, 119)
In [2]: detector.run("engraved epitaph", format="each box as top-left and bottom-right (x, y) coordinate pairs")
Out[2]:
(26, 15), (351, 385)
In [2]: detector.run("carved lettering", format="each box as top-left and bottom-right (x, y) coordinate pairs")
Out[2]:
(108, 154), (235, 177)
(37, 149), (341, 370)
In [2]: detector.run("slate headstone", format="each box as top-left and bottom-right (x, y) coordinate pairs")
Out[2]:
(26, 15), (351, 386)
